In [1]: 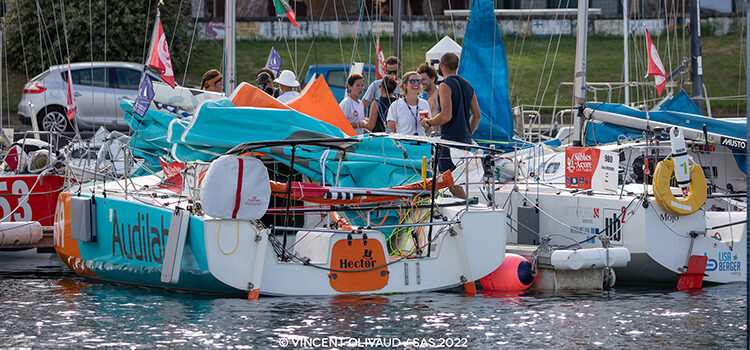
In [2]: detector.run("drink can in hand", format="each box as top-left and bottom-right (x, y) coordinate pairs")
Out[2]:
(419, 110), (429, 120)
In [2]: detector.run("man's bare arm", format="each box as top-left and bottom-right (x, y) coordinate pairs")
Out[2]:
(469, 93), (481, 134)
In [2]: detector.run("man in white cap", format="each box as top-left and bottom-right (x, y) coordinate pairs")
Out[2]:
(274, 70), (300, 103)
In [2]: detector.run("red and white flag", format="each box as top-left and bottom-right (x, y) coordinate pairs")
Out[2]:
(65, 63), (77, 121)
(147, 14), (175, 88)
(375, 38), (386, 79)
(645, 29), (667, 97)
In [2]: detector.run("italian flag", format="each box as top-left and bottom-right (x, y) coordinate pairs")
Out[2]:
(274, 0), (300, 28)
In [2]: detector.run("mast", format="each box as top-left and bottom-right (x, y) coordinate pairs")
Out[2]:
(571, 0), (589, 147)
(623, 0), (629, 105)
(393, 0), (402, 64)
(689, 0), (703, 112)
(745, 0), (749, 318)
(225, 0), (236, 94)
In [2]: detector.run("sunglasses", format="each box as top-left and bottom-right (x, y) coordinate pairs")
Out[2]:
(408, 79), (422, 85)
(386, 70), (398, 75)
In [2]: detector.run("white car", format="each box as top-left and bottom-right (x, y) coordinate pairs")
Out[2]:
(17, 62), (163, 133)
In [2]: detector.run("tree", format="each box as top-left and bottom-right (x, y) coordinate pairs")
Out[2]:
(5, 0), (190, 80)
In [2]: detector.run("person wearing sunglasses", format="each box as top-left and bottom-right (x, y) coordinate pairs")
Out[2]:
(361, 75), (398, 133)
(419, 52), (481, 199)
(340, 74), (366, 135)
(386, 71), (431, 136)
(362, 56), (402, 110)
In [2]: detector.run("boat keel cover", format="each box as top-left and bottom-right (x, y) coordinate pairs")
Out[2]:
(201, 155), (270, 220)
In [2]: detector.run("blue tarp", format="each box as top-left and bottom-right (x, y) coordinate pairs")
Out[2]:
(654, 90), (703, 115)
(458, 0), (513, 144)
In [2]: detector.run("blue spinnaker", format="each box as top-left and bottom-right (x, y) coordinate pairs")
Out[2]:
(458, 0), (513, 144)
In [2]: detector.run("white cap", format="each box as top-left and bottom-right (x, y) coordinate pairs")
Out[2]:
(274, 70), (299, 88)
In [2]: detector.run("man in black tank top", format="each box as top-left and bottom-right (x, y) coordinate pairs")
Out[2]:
(420, 52), (481, 199)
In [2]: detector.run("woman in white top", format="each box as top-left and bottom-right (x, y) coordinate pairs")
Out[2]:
(339, 74), (366, 135)
(274, 70), (300, 103)
(386, 71), (431, 136)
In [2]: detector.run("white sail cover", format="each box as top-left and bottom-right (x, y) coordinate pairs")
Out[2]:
(201, 155), (270, 220)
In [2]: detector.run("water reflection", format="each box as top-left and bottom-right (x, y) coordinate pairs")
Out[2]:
(0, 263), (746, 348)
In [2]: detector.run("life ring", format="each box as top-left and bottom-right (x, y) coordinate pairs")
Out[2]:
(653, 158), (707, 216)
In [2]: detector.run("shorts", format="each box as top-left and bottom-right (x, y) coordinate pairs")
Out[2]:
(436, 138), (472, 173)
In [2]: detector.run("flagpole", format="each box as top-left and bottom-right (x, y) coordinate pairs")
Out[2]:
(622, 0), (629, 106)
(571, 0), (589, 147)
(225, 0), (236, 94)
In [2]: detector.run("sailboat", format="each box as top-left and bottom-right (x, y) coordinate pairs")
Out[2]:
(481, 0), (746, 286)
(52, 2), (508, 297)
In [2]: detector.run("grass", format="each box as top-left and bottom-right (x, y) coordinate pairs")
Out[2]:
(2, 33), (746, 119)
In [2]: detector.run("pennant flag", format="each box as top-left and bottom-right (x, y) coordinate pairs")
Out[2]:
(158, 157), (186, 194)
(273, 0), (300, 28)
(375, 38), (385, 79)
(645, 29), (667, 97)
(133, 75), (155, 117)
(147, 13), (176, 88)
(65, 64), (77, 121)
(265, 47), (282, 77)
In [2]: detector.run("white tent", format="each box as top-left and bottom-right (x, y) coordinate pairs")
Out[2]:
(425, 36), (462, 72)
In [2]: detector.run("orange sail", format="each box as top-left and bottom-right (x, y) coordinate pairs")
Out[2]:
(230, 82), (293, 110)
(287, 76), (356, 136)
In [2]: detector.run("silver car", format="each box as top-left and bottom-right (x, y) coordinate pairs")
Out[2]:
(18, 62), (163, 133)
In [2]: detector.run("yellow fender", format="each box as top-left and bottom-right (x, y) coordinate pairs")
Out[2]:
(653, 158), (707, 216)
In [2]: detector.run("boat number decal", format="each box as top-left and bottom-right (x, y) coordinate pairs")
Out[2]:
(329, 238), (389, 292)
(620, 206), (626, 224)
(0, 180), (32, 222)
(111, 209), (168, 263)
(602, 211), (622, 242)
(54, 198), (65, 248)
(720, 137), (746, 151)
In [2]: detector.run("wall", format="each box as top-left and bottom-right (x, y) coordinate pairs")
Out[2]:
(196, 16), (743, 40)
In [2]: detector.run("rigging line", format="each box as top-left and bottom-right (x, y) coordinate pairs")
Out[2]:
(169, 0), (185, 54)
(142, 0), (153, 63)
(333, 0), (347, 70)
(3, 22), (10, 128)
(33, 0), (54, 68)
(536, 0), (570, 113)
(88, 0), (93, 135)
(15, 4), (29, 81)
(510, 0), (534, 103)
(182, 0), (203, 86)
(663, 0), (672, 77)
(35, 0), (51, 121)
(445, 0), (457, 40)
(426, 0), (438, 42)
(36, 0), (59, 67)
(281, 18), (298, 75)
(531, 0), (567, 110)
(59, 0), (81, 140)
(296, 0), (329, 80)
(49, 0), (64, 66)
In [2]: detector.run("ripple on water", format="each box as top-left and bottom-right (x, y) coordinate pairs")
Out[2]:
(0, 265), (745, 349)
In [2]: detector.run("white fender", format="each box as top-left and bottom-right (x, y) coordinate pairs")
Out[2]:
(550, 247), (631, 270)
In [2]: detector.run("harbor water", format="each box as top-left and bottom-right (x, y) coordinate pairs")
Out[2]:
(0, 252), (746, 349)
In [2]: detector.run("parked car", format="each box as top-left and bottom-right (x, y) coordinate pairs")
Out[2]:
(17, 62), (163, 133)
(303, 64), (376, 102)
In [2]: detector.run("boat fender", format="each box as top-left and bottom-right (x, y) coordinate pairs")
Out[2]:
(653, 159), (707, 216)
(0, 221), (42, 246)
(201, 155), (270, 220)
(479, 254), (534, 291)
(669, 127), (691, 196)
(550, 247), (630, 270)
